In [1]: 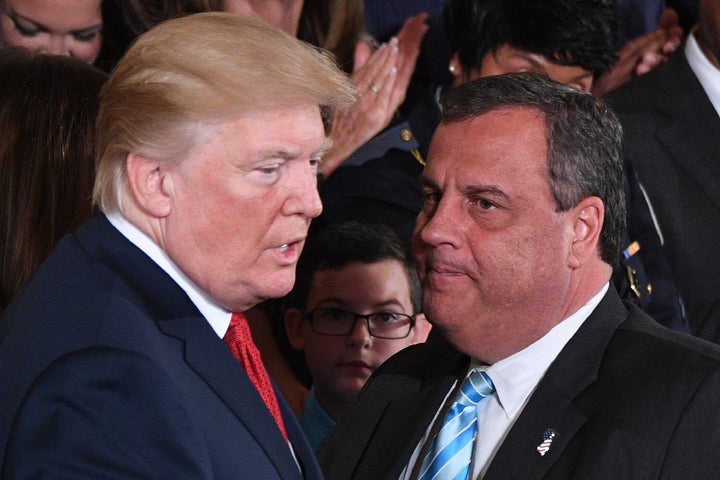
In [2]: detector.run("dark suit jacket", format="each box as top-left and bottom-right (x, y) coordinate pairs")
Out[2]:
(0, 212), (321, 479)
(317, 289), (720, 479)
(607, 46), (720, 343)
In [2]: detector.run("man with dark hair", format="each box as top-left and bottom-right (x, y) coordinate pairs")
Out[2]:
(283, 221), (431, 450)
(320, 0), (687, 331)
(318, 72), (720, 480)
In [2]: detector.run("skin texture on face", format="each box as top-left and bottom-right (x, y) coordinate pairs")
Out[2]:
(285, 259), (430, 421)
(453, 44), (594, 92)
(413, 108), (585, 364)
(0, 0), (102, 63)
(129, 105), (326, 312)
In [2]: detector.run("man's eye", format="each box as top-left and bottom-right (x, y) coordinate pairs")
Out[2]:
(257, 164), (280, 175)
(423, 190), (441, 204)
(309, 158), (321, 174)
(472, 197), (497, 210)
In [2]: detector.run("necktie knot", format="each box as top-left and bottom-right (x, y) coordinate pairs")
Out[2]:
(457, 370), (495, 406)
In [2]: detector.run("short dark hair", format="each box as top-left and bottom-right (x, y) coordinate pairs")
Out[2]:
(287, 222), (422, 313)
(443, 0), (618, 79)
(440, 72), (625, 266)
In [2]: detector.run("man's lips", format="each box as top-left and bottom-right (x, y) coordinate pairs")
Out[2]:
(427, 265), (464, 275)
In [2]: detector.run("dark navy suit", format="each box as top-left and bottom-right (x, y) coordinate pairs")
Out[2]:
(0, 212), (321, 479)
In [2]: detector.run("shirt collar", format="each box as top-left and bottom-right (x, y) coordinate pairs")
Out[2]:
(476, 283), (609, 420)
(686, 28), (720, 119)
(106, 211), (231, 338)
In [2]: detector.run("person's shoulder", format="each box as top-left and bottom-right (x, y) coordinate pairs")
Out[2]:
(620, 302), (720, 369)
(606, 47), (690, 112)
(370, 337), (465, 381)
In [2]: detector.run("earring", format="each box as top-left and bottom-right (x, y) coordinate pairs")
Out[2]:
(448, 63), (456, 74)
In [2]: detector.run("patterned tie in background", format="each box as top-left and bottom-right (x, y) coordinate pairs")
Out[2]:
(418, 370), (495, 480)
(224, 311), (288, 441)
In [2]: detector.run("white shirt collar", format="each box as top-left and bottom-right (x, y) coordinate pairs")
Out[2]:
(686, 29), (720, 119)
(106, 211), (232, 338)
(481, 283), (609, 420)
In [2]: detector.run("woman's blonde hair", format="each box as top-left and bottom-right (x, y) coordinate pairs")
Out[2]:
(93, 12), (356, 213)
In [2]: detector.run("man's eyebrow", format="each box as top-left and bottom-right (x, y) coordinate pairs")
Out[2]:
(255, 138), (333, 161)
(315, 137), (333, 157)
(419, 175), (441, 190)
(465, 184), (510, 201)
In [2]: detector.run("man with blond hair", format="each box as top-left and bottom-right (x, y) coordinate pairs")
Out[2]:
(0, 12), (354, 479)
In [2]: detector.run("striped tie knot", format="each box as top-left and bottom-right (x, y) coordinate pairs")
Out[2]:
(457, 370), (495, 406)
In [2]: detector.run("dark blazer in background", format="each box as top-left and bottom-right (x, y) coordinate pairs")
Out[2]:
(318, 289), (720, 479)
(608, 45), (720, 343)
(0, 212), (321, 479)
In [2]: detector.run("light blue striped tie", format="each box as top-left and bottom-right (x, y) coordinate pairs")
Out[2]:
(418, 370), (495, 480)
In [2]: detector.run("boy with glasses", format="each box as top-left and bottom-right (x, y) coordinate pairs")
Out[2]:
(283, 222), (432, 450)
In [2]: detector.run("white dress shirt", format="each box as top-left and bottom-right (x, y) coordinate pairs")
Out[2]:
(401, 283), (609, 479)
(686, 29), (720, 119)
(106, 212), (232, 338)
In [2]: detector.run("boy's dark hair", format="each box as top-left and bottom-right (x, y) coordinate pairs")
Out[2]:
(443, 0), (618, 79)
(287, 221), (422, 314)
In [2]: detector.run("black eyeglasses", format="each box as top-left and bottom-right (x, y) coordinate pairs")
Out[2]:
(304, 307), (415, 339)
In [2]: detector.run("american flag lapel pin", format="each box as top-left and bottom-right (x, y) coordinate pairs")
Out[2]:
(536, 429), (557, 456)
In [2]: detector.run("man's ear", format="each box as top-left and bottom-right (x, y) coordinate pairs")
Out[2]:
(568, 196), (604, 268)
(284, 308), (306, 351)
(125, 153), (172, 218)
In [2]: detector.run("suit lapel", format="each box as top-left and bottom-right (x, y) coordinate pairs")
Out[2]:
(353, 346), (469, 479)
(654, 51), (720, 211)
(77, 213), (303, 479)
(159, 316), (303, 479)
(484, 290), (628, 480)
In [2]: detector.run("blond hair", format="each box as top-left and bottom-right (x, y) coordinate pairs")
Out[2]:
(93, 12), (356, 212)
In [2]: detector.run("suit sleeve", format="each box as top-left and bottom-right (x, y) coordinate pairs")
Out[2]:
(3, 347), (213, 479)
(659, 367), (720, 478)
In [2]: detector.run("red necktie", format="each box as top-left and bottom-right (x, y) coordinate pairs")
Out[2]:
(224, 312), (288, 441)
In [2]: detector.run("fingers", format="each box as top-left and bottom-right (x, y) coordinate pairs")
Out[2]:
(397, 12), (429, 48)
(392, 13), (429, 108)
(658, 7), (680, 31)
(353, 39), (374, 72)
(592, 15), (684, 96)
(353, 37), (398, 94)
(657, 8), (683, 56)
